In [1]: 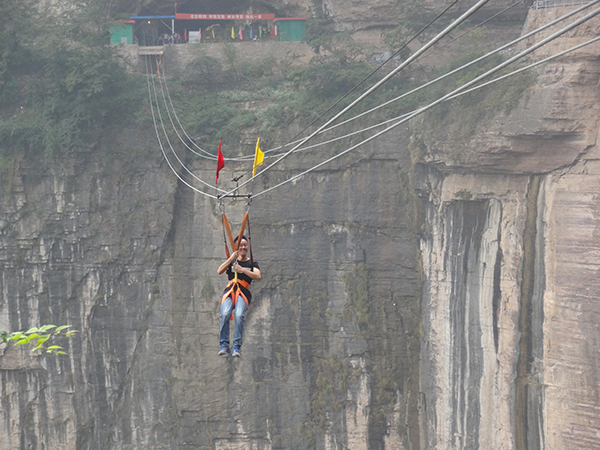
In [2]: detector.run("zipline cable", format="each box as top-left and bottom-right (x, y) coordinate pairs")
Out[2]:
(145, 55), (218, 198)
(149, 61), (229, 193)
(278, 0), (461, 143)
(151, 0), (460, 164)
(250, 6), (600, 199)
(428, 0), (524, 56)
(289, 0), (600, 143)
(151, 0), (530, 164)
(451, 34), (600, 95)
(287, 34), (600, 155)
(156, 65), (217, 160)
(219, 0), (493, 198)
(255, 0), (597, 160)
(156, 62), (268, 162)
(153, 55), (269, 162)
(157, 62), (261, 162)
(272, 0), (523, 158)
(151, 31), (600, 197)
(150, 0), (599, 193)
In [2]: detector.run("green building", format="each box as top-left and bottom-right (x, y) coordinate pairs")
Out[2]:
(110, 21), (134, 45)
(274, 17), (307, 42)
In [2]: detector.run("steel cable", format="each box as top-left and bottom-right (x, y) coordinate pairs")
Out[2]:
(250, 6), (600, 199)
(219, 0), (494, 198)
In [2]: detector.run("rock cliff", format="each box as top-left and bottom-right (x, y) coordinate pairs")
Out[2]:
(0, 121), (421, 449)
(416, 6), (600, 450)
(1, 3), (600, 450)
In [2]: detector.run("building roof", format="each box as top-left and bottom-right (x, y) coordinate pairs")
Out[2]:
(273, 17), (309, 22)
(130, 15), (175, 20)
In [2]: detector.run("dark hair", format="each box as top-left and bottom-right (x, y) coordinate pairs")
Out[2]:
(233, 235), (247, 244)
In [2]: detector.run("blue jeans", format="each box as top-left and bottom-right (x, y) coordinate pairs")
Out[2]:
(219, 295), (247, 349)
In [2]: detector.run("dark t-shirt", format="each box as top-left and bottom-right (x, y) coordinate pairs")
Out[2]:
(224, 259), (260, 303)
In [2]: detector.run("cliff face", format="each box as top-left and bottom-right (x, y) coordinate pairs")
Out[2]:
(0, 121), (422, 449)
(417, 7), (600, 450)
(0, 130), (178, 449)
(2, 4), (600, 450)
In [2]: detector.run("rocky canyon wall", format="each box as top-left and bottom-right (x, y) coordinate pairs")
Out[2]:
(1, 3), (600, 450)
(416, 6), (600, 450)
(0, 118), (421, 449)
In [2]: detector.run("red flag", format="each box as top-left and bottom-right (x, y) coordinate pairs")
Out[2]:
(216, 141), (224, 184)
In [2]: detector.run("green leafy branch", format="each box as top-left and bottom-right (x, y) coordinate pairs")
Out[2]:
(0, 325), (77, 355)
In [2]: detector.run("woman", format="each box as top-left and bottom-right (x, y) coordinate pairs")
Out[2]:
(217, 236), (261, 357)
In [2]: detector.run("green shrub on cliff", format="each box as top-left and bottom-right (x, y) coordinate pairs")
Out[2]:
(0, 325), (77, 355)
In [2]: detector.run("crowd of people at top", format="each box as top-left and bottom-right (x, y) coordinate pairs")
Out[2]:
(157, 33), (184, 44)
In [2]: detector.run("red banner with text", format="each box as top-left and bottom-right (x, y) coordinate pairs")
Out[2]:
(175, 13), (275, 20)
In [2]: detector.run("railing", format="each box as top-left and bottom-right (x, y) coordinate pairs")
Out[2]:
(137, 46), (164, 56)
(531, 0), (593, 9)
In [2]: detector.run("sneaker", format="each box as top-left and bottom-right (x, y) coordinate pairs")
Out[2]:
(218, 346), (230, 356)
(231, 347), (241, 357)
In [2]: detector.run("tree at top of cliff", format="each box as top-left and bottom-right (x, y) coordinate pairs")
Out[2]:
(0, 0), (142, 162)
(305, 12), (362, 62)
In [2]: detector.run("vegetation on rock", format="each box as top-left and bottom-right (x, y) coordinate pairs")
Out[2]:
(0, 0), (142, 166)
(0, 325), (77, 355)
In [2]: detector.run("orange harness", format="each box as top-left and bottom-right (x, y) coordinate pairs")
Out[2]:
(221, 278), (250, 320)
(219, 211), (254, 320)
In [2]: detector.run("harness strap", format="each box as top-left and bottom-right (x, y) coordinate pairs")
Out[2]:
(222, 211), (249, 254)
(222, 212), (235, 256)
(247, 214), (254, 268)
(221, 278), (250, 320)
(236, 212), (248, 250)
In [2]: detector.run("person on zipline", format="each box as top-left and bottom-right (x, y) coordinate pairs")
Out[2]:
(217, 235), (261, 357)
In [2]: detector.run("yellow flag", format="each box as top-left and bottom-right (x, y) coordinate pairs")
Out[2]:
(253, 138), (264, 176)
(231, 26), (235, 39)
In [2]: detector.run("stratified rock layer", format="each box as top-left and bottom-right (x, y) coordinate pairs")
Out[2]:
(417, 7), (600, 450)
(1, 4), (600, 450)
(0, 121), (421, 449)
